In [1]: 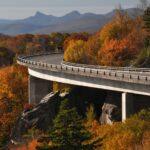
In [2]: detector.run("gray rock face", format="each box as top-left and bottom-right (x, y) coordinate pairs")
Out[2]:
(100, 92), (121, 125)
(11, 91), (67, 143)
(100, 103), (117, 125)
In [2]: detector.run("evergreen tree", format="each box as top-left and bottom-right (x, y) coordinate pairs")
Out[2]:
(37, 99), (93, 150)
(86, 104), (95, 125)
(143, 7), (150, 47)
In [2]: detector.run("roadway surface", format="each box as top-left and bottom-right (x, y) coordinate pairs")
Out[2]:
(28, 53), (63, 65)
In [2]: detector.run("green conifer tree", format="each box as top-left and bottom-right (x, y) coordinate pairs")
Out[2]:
(143, 7), (150, 47)
(37, 99), (93, 150)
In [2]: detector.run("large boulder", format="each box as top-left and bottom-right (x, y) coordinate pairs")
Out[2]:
(100, 92), (121, 125)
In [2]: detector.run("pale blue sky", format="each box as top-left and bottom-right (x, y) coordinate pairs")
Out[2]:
(0, 0), (145, 19)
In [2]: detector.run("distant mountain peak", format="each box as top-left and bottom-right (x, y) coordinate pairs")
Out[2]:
(65, 11), (81, 17)
(35, 11), (47, 17)
(70, 11), (80, 14)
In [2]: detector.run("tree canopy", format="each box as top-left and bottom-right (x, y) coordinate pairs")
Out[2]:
(64, 11), (146, 67)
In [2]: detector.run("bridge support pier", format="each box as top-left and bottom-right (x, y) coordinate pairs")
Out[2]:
(29, 75), (52, 104)
(122, 93), (134, 121)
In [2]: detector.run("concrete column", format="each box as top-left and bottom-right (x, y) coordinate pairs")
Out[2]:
(29, 75), (52, 104)
(122, 93), (134, 121)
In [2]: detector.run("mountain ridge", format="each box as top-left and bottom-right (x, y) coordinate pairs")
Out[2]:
(0, 8), (143, 35)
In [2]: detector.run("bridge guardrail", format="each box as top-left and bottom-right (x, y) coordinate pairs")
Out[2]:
(61, 60), (150, 72)
(17, 53), (150, 85)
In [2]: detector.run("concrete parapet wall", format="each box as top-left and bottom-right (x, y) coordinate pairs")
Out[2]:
(62, 61), (150, 72)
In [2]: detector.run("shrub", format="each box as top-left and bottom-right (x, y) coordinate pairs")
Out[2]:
(133, 47), (150, 67)
(53, 82), (72, 93)
(86, 104), (96, 125)
(88, 109), (150, 150)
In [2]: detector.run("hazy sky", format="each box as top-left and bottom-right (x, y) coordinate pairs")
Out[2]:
(0, 0), (145, 19)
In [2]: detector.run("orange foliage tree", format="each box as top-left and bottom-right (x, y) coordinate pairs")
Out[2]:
(12, 139), (38, 150)
(0, 65), (28, 147)
(84, 33), (101, 64)
(98, 12), (145, 66)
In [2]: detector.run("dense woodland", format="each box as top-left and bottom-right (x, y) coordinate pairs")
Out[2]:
(0, 7), (149, 149)
(64, 9), (150, 67)
(0, 32), (70, 67)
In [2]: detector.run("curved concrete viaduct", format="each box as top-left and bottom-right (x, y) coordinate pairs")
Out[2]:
(17, 53), (150, 121)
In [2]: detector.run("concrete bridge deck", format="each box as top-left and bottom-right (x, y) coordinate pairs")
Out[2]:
(17, 52), (150, 95)
(18, 53), (150, 85)
(17, 53), (150, 121)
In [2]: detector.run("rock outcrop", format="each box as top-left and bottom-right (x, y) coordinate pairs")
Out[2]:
(11, 91), (68, 143)
(11, 87), (121, 143)
(100, 92), (121, 124)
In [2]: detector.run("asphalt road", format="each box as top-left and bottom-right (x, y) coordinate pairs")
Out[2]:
(29, 53), (63, 65)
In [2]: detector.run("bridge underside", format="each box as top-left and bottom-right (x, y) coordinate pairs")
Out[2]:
(28, 68), (150, 121)
(29, 68), (150, 96)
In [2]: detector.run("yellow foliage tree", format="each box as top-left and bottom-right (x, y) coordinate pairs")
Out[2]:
(64, 40), (87, 63)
